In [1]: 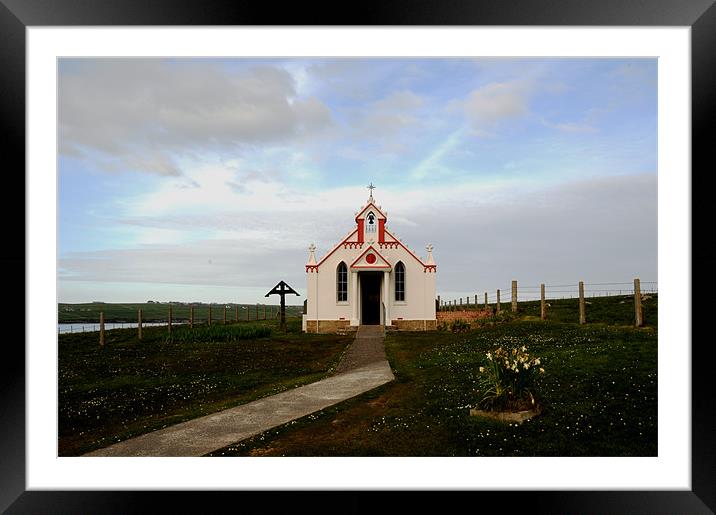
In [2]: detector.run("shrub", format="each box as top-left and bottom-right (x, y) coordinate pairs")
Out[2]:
(449, 319), (471, 333)
(477, 345), (545, 411)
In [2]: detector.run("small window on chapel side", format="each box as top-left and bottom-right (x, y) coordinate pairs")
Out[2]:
(337, 262), (348, 302)
(395, 262), (405, 301)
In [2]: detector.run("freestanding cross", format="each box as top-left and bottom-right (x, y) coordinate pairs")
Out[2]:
(265, 280), (300, 331)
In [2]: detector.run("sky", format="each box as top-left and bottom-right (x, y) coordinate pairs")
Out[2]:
(57, 57), (657, 304)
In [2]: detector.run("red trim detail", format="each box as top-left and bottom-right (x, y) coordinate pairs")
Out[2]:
(306, 265), (319, 273)
(383, 228), (428, 267)
(357, 219), (364, 243)
(366, 253), (377, 264)
(378, 219), (385, 242)
(378, 242), (399, 250)
(312, 228), (358, 268)
(350, 245), (392, 269)
(354, 201), (387, 222)
(423, 265), (437, 273)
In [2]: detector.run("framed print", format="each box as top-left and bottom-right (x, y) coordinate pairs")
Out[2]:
(5, 0), (715, 512)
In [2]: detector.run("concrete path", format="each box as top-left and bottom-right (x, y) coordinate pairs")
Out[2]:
(84, 325), (393, 457)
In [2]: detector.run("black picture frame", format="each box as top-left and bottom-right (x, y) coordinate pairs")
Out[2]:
(4, 0), (713, 512)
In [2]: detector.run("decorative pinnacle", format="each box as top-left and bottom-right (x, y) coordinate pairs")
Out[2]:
(367, 182), (376, 201)
(426, 244), (435, 265)
(307, 243), (317, 265)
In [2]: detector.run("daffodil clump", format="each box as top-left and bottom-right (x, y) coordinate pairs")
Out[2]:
(477, 345), (545, 411)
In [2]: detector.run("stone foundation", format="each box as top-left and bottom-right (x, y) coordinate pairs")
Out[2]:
(304, 319), (437, 333)
(390, 319), (437, 331)
(436, 310), (492, 323)
(305, 319), (352, 334)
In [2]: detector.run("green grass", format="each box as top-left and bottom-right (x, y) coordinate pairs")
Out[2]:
(58, 318), (352, 456)
(60, 293), (658, 457)
(58, 301), (304, 323)
(452, 293), (658, 327)
(209, 319), (657, 457)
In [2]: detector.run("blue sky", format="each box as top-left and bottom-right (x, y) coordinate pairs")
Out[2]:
(58, 58), (657, 304)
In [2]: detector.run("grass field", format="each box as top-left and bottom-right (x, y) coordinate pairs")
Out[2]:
(58, 318), (351, 456)
(58, 301), (304, 323)
(209, 320), (657, 457)
(59, 294), (658, 457)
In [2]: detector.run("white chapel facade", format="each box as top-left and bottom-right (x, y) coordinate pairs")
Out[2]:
(302, 187), (437, 333)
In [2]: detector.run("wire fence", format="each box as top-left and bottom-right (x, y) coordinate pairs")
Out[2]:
(437, 278), (656, 327)
(58, 302), (304, 337)
(439, 280), (657, 306)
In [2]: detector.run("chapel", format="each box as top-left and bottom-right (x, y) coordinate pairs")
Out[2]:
(302, 185), (437, 333)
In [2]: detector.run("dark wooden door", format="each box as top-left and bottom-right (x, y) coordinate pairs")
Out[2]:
(360, 272), (381, 325)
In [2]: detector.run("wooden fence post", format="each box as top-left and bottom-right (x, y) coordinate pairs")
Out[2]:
(496, 289), (501, 314)
(437, 295), (441, 311)
(235, 305), (239, 322)
(99, 311), (105, 348)
(138, 309), (142, 339)
(511, 280), (518, 313)
(474, 294), (478, 309)
(540, 284), (546, 321)
(579, 281), (585, 324)
(223, 305), (227, 325)
(168, 305), (172, 334)
(459, 297), (462, 309)
(246, 304), (250, 321)
(256, 303), (259, 320)
(208, 304), (212, 326)
(634, 278), (643, 327)
(484, 292), (488, 310)
(189, 305), (194, 328)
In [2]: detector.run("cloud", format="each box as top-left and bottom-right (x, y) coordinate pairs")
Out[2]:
(58, 238), (308, 289)
(452, 80), (532, 135)
(411, 128), (464, 179)
(542, 119), (597, 134)
(59, 172), (657, 304)
(59, 59), (333, 175)
(353, 90), (425, 138)
(406, 172), (657, 296)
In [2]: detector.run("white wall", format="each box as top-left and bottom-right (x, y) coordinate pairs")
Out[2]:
(305, 242), (436, 325)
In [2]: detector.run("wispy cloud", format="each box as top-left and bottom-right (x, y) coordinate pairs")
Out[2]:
(411, 128), (465, 179)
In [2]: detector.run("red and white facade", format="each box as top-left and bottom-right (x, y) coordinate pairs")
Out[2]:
(303, 193), (437, 333)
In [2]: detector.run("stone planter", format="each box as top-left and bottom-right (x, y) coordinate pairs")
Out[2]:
(470, 404), (542, 424)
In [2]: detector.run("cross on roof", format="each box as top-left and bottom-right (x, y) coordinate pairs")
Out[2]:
(367, 182), (376, 198)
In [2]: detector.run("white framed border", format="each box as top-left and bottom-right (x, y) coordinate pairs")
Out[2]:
(28, 26), (690, 490)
